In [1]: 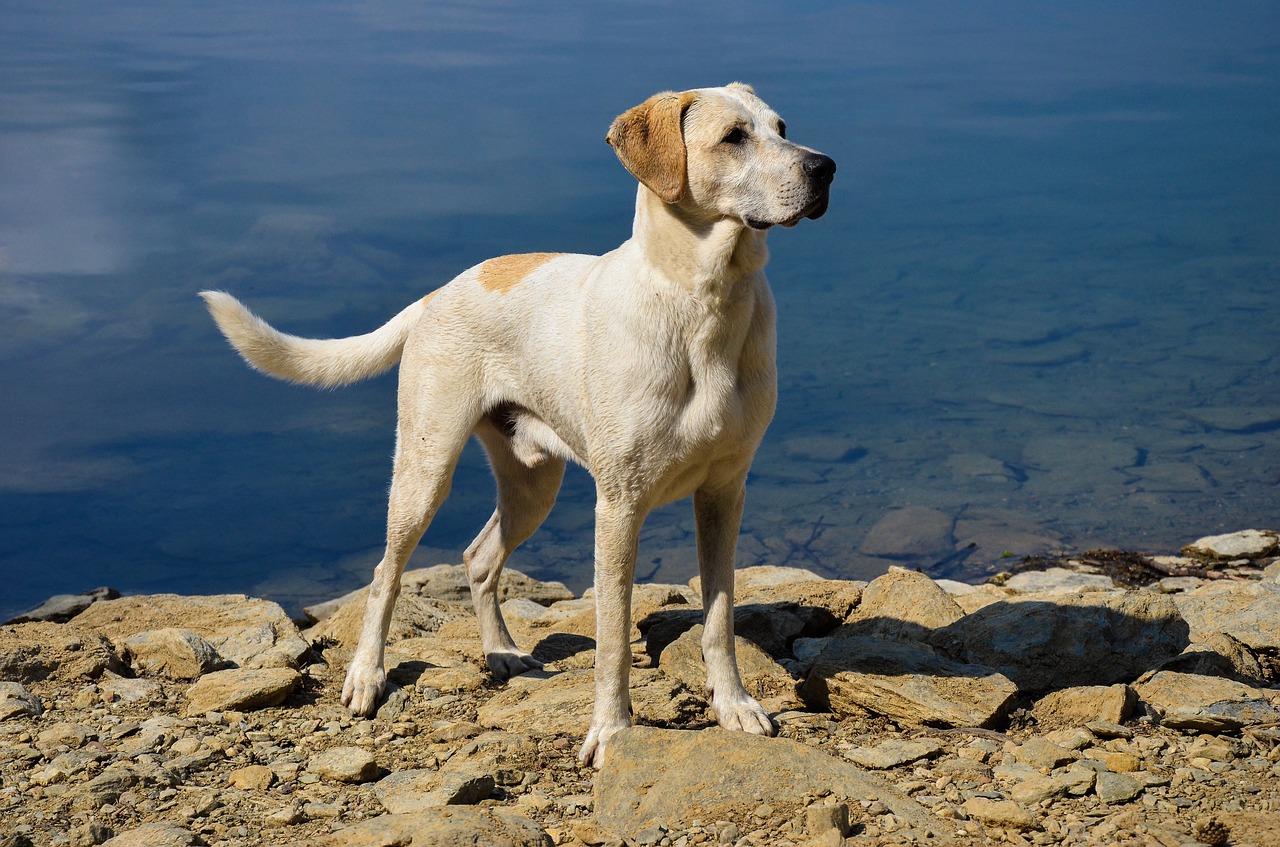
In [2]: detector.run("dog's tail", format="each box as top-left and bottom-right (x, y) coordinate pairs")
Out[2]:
(200, 290), (428, 389)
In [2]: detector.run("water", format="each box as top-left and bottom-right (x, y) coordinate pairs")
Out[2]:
(2, 2), (1277, 621)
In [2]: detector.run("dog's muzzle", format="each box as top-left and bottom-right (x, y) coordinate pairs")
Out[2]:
(801, 152), (836, 221)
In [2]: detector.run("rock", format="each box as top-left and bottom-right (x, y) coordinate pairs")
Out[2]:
(1009, 773), (1074, 805)
(1134, 671), (1280, 731)
(844, 738), (943, 769)
(1033, 684), (1134, 726)
(1095, 771), (1144, 804)
(477, 668), (705, 736)
(309, 746), (379, 783)
(860, 507), (955, 560)
(658, 625), (798, 705)
(0, 622), (126, 682)
(1001, 568), (1115, 594)
(840, 569), (964, 639)
(318, 808), (552, 847)
(101, 823), (202, 847)
(960, 797), (1038, 831)
(738, 579), (865, 624)
(67, 764), (139, 810)
(1182, 530), (1278, 561)
(306, 593), (467, 652)
(4, 587), (119, 624)
(0, 682), (42, 720)
(687, 565), (823, 598)
(1173, 582), (1280, 652)
(1010, 737), (1077, 770)
(595, 727), (939, 839)
(639, 603), (815, 661)
(931, 591), (1189, 691)
(185, 667), (300, 715)
(800, 636), (1017, 727)
(74, 594), (309, 669)
(124, 628), (224, 679)
(100, 676), (163, 703)
(227, 764), (275, 790)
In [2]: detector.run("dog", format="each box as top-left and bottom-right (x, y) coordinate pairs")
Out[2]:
(202, 83), (835, 767)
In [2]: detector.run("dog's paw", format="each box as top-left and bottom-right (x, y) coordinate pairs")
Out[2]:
(340, 662), (387, 717)
(486, 650), (544, 682)
(712, 691), (776, 737)
(578, 719), (629, 769)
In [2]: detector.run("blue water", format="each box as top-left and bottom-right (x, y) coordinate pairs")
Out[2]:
(2, 2), (1277, 621)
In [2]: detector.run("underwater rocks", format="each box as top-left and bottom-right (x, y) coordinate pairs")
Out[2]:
(0, 532), (1277, 846)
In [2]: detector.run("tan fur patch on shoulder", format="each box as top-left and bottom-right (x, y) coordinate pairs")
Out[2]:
(420, 288), (439, 305)
(477, 252), (564, 293)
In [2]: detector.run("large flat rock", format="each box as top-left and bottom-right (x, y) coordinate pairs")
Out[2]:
(595, 726), (943, 839)
(800, 636), (1016, 727)
(930, 591), (1189, 692)
(317, 808), (552, 847)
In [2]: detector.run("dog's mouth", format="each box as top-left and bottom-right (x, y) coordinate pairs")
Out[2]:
(768, 191), (830, 230)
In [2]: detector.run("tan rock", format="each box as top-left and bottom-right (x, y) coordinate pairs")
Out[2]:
(659, 624), (799, 705)
(687, 565), (823, 597)
(1134, 671), (1280, 731)
(102, 822), (202, 847)
(595, 727), (940, 839)
(228, 764), (275, 790)
(185, 667), (300, 715)
(1182, 529), (1278, 560)
(840, 569), (964, 639)
(0, 622), (125, 682)
(309, 746), (379, 783)
(124, 628), (223, 679)
(316, 807), (552, 847)
(740, 579), (866, 623)
(1033, 684), (1134, 726)
(961, 796), (1039, 830)
(801, 636), (1016, 727)
(74, 594), (309, 669)
(307, 593), (468, 653)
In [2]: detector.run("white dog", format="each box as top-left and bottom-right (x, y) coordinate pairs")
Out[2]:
(202, 83), (835, 766)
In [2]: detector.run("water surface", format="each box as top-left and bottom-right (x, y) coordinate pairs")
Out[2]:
(2, 2), (1277, 619)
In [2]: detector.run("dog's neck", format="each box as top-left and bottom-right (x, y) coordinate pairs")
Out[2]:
(631, 187), (769, 298)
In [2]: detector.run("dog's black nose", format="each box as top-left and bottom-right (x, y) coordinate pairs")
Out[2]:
(804, 153), (836, 184)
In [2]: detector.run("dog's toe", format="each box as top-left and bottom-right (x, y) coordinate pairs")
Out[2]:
(341, 664), (387, 717)
(487, 650), (544, 682)
(714, 694), (776, 737)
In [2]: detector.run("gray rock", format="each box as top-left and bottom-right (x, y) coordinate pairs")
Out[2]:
(595, 727), (940, 839)
(74, 594), (309, 669)
(375, 767), (495, 812)
(4, 587), (119, 624)
(1134, 671), (1280, 731)
(0, 682), (43, 720)
(931, 591), (1189, 691)
(860, 507), (955, 560)
(185, 667), (300, 715)
(800, 636), (1017, 728)
(68, 764), (139, 810)
(1002, 568), (1115, 594)
(124, 628), (224, 679)
(1182, 529), (1278, 561)
(309, 746), (379, 783)
(317, 808), (552, 847)
(1095, 771), (1144, 804)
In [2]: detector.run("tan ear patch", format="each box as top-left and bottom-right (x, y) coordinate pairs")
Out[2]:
(477, 252), (564, 293)
(606, 90), (698, 203)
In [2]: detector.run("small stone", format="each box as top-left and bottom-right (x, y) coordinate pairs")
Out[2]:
(1095, 771), (1143, 804)
(4, 587), (119, 624)
(1092, 751), (1141, 774)
(1011, 737), (1076, 770)
(124, 629), (223, 680)
(961, 797), (1039, 831)
(100, 822), (201, 847)
(185, 667), (300, 715)
(805, 801), (849, 837)
(309, 746), (379, 783)
(1083, 720), (1132, 739)
(845, 738), (943, 769)
(1182, 530), (1278, 561)
(1192, 816), (1230, 847)
(228, 764), (275, 790)
(264, 805), (304, 827)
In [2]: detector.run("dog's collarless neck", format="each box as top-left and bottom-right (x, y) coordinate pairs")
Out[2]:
(631, 187), (769, 294)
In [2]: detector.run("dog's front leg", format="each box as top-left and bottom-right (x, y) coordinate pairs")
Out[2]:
(695, 481), (776, 736)
(578, 497), (642, 768)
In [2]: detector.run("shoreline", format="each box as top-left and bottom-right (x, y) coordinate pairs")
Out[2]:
(1, 529), (1278, 846)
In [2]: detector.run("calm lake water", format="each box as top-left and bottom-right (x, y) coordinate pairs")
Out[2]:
(2, 2), (1278, 621)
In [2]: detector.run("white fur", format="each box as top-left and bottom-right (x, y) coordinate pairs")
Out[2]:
(202, 83), (834, 767)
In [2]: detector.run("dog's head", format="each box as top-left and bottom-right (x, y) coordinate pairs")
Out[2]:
(607, 83), (835, 230)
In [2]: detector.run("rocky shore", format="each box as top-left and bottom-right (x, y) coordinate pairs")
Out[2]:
(2, 529), (1278, 847)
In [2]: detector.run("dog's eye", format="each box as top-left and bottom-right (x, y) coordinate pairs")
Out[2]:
(721, 127), (746, 145)
(777, 121), (787, 139)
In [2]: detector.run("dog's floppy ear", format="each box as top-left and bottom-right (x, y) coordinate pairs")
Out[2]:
(606, 90), (698, 204)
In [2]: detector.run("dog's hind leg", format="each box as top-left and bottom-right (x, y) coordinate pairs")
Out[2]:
(341, 379), (478, 717)
(466, 420), (566, 680)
